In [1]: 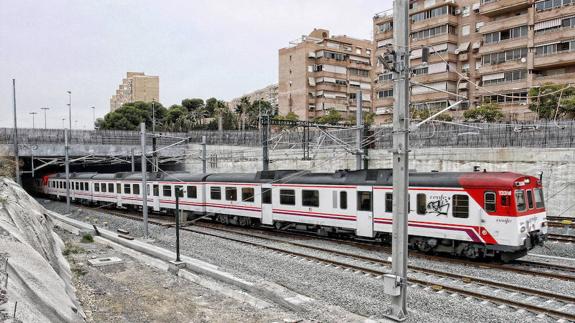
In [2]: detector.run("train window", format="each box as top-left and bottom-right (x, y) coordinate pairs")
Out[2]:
(153, 185), (159, 197)
(225, 187), (237, 201)
(75, 182), (79, 190)
(175, 185), (184, 197)
(163, 185), (172, 197)
(108, 183), (114, 193)
(484, 192), (496, 213)
(302, 190), (320, 207)
(340, 191), (348, 209)
(385, 193), (393, 212)
(187, 186), (197, 199)
(210, 187), (221, 200)
(95, 183), (100, 192)
(515, 190), (526, 212)
(357, 191), (372, 211)
(101, 183), (108, 193)
(526, 190), (534, 209)
(280, 189), (296, 205)
(534, 188), (545, 208)
(242, 188), (255, 202)
(416, 194), (426, 215)
(262, 188), (272, 204)
(452, 195), (469, 218)
(501, 195), (509, 206)
(79, 182), (83, 191)
(86, 182), (89, 191)
(124, 184), (131, 194)
(147, 185), (150, 196)
(133, 184), (140, 195)
(116, 184), (121, 194)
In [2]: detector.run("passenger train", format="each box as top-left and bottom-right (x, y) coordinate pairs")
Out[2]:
(38, 169), (547, 261)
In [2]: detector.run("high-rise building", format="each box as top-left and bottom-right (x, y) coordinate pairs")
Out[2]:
(228, 84), (278, 114)
(110, 72), (159, 111)
(373, 0), (575, 123)
(278, 29), (373, 121)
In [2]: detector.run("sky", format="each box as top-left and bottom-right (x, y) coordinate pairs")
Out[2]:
(0, 0), (391, 129)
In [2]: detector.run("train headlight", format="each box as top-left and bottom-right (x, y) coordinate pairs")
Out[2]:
(520, 226), (526, 233)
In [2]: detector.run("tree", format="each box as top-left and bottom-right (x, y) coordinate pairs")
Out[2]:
(98, 101), (165, 130)
(529, 83), (575, 119)
(463, 103), (504, 123)
(273, 111), (299, 122)
(315, 110), (343, 125)
(412, 108), (453, 122)
(181, 98), (205, 113)
(347, 111), (377, 126)
(204, 97), (219, 117)
(235, 97), (251, 130)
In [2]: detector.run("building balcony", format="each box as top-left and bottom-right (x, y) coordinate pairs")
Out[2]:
(411, 34), (458, 48)
(373, 97), (394, 107)
(412, 15), (459, 32)
(481, 80), (528, 92)
(412, 72), (460, 84)
(536, 4), (575, 21)
(477, 60), (527, 75)
(534, 27), (575, 46)
(410, 53), (458, 66)
(533, 71), (575, 85)
(411, 91), (453, 104)
(479, 14), (529, 34)
(374, 80), (394, 89)
(480, 0), (532, 17)
(479, 37), (529, 54)
(374, 30), (393, 42)
(534, 51), (575, 69)
(315, 83), (347, 92)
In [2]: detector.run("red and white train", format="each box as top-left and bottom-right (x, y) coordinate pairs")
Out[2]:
(39, 169), (547, 261)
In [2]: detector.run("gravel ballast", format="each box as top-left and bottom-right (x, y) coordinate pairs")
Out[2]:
(43, 200), (573, 322)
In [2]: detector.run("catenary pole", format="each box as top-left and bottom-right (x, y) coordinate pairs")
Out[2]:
(201, 135), (207, 173)
(67, 91), (72, 130)
(41, 107), (49, 129)
(388, 0), (410, 320)
(175, 187), (181, 262)
(64, 128), (71, 213)
(262, 116), (269, 171)
(355, 91), (363, 170)
(12, 79), (20, 186)
(141, 123), (149, 239)
(131, 149), (135, 172)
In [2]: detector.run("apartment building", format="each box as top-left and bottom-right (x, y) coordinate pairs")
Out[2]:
(372, 0), (575, 123)
(228, 84), (278, 114)
(278, 29), (373, 121)
(110, 72), (159, 111)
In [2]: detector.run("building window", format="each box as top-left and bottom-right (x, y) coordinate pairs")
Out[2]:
(357, 191), (372, 211)
(536, 0), (575, 11)
(416, 193), (427, 215)
(452, 195), (469, 218)
(242, 188), (255, 202)
(482, 70), (527, 86)
(340, 191), (347, 209)
(378, 89), (394, 98)
(302, 190), (320, 207)
(378, 21), (393, 33)
(225, 187), (237, 201)
(210, 187), (221, 200)
(187, 186), (197, 199)
(535, 40), (575, 56)
(411, 24), (457, 41)
(484, 26), (527, 44)
(280, 189), (296, 205)
(349, 68), (370, 77)
(163, 185), (172, 197)
(484, 192), (496, 212)
(462, 25), (470, 36)
(482, 48), (527, 65)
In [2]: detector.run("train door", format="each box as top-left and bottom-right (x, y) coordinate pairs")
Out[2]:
(261, 184), (273, 225)
(356, 186), (374, 237)
(152, 183), (160, 212)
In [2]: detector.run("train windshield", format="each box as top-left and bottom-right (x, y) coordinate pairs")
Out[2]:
(534, 188), (545, 209)
(515, 190), (526, 212)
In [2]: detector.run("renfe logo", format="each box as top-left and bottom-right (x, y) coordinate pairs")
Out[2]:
(499, 191), (512, 196)
(496, 218), (512, 224)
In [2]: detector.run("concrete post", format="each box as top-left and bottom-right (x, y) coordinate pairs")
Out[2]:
(175, 186), (181, 262)
(356, 91), (363, 170)
(388, 0), (410, 320)
(65, 129), (71, 214)
(12, 79), (20, 186)
(201, 136), (207, 173)
(141, 123), (149, 239)
(261, 116), (269, 171)
(131, 149), (135, 172)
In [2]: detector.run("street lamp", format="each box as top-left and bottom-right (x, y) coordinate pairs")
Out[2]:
(29, 112), (38, 129)
(67, 91), (72, 130)
(41, 107), (49, 129)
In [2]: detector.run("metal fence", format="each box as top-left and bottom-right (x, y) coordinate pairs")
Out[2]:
(1, 121), (575, 149)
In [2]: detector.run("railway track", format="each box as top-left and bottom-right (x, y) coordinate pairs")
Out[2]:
(62, 204), (575, 321)
(76, 203), (575, 281)
(181, 224), (575, 322)
(548, 233), (575, 243)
